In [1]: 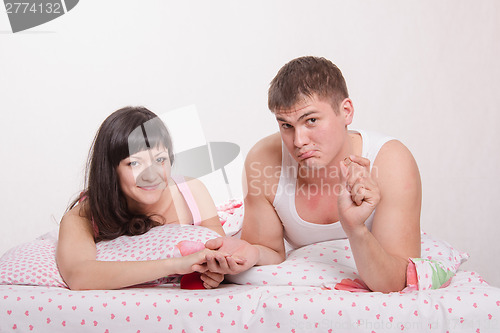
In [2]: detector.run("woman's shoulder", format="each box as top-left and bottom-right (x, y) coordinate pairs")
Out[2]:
(60, 201), (93, 231)
(179, 176), (211, 199)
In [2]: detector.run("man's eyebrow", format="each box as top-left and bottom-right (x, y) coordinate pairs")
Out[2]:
(297, 111), (317, 122)
(276, 111), (317, 123)
(276, 115), (288, 122)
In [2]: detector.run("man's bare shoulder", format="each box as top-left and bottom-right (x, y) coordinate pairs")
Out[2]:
(374, 140), (416, 167)
(245, 132), (282, 169)
(243, 133), (282, 202)
(373, 139), (420, 189)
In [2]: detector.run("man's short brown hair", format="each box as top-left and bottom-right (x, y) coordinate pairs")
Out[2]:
(268, 56), (349, 114)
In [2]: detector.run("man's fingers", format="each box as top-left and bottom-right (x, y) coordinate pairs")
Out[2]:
(200, 271), (224, 289)
(205, 237), (224, 250)
(351, 183), (366, 206)
(207, 253), (232, 274)
(232, 256), (247, 265)
(205, 256), (224, 274)
(343, 155), (371, 192)
(202, 271), (224, 283)
(226, 256), (245, 274)
(215, 254), (230, 269)
(348, 155), (371, 168)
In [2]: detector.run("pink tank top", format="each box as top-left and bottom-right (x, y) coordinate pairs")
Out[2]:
(171, 175), (202, 226)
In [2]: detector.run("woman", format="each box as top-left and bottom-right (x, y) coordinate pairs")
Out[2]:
(56, 106), (225, 290)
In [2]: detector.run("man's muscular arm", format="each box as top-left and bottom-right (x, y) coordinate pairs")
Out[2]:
(200, 134), (286, 274)
(339, 140), (421, 293)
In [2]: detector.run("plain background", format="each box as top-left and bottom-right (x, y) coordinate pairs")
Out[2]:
(1, 1), (499, 286)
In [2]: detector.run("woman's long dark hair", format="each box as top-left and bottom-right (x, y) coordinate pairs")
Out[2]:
(69, 106), (174, 242)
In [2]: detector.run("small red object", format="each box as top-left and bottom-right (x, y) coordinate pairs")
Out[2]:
(180, 272), (206, 290)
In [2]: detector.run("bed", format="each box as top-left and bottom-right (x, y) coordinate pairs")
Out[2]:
(1, 201), (499, 333)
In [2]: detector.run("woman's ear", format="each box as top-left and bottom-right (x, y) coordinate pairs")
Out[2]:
(339, 98), (354, 126)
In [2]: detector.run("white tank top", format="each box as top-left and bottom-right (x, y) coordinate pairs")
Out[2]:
(272, 129), (396, 249)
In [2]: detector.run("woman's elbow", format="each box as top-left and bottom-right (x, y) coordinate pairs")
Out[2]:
(58, 265), (94, 291)
(61, 272), (87, 291)
(66, 276), (95, 291)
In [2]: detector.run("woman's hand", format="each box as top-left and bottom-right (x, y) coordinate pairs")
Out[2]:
(338, 155), (381, 237)
(173, 248), (216, 275)
(193, 237), (258, 275)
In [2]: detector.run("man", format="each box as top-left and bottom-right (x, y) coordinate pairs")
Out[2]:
(200, 56), (421, 293)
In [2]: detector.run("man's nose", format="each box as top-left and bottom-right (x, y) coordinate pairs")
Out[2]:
(294, 127), (309, 147)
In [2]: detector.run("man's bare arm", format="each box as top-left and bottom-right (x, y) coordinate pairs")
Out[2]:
(339, 140), (421, 293)
(201, 135), (286, 274)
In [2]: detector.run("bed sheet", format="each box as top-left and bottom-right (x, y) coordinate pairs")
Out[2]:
(1, 270), (499, 333)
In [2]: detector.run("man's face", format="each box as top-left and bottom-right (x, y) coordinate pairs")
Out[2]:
(275, 95), (350, 171)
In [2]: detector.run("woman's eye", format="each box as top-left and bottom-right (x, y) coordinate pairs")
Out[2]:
(156, 157), (167, 164)
(129, 161), (139, 167)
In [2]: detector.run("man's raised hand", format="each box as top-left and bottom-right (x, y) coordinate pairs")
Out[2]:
(338, 155), (381, 236)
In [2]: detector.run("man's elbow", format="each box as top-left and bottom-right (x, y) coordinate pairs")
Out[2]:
(367, 259), (409, 293)
(370, 279), (407, 293)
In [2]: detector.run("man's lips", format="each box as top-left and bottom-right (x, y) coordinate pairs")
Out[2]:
(298, 150), (316, 160)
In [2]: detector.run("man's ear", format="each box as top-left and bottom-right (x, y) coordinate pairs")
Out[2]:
(339, 98), (354, 126)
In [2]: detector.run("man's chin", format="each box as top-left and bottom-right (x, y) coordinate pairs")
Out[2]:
(299, 158), (322, 169)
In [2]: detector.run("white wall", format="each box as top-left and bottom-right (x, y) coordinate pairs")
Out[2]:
(1, 0), (499, 286)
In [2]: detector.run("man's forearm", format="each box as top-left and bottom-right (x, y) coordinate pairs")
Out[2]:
(347, 226), (409, 293)
(254, 244), (286, 266)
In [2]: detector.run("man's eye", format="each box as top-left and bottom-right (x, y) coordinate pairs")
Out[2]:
(281, 123), (292, 129)
(156, 157), (167, 164)
(307, 118), (317, 124)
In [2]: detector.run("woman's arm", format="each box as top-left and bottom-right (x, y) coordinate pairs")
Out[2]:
(56, 205), (212, 290)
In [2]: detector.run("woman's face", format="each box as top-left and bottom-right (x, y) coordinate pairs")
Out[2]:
(116, 146), (171, 211)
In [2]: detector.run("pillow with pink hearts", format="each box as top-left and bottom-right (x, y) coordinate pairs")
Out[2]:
(0, 225), (220, 288)
(226, 232), (468, 289)
(0, 238), (66, 288)
(217, 199), (244, 237)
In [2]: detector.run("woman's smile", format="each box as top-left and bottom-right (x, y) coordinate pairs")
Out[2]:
(137, 184), (162, 191)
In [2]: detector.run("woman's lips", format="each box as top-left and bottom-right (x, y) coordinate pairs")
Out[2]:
(138, 184), (161, 191)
